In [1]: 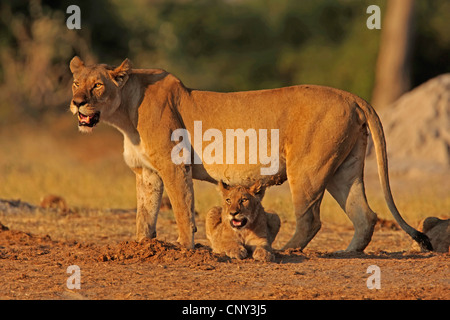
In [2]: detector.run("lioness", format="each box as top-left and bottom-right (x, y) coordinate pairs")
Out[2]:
(206, 181), (280, 261)
(69, 56), (432, 251)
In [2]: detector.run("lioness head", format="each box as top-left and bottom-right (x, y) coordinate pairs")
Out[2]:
(69, 56), (132, 133)
(219, 180), (266, 230)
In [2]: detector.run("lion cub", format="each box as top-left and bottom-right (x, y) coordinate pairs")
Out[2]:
(206, 181), (281, 262)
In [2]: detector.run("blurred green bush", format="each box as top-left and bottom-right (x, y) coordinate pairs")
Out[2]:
(0, 0), (448, 124)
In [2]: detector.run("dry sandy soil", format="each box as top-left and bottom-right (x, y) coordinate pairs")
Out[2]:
(0, 200), (448, 301)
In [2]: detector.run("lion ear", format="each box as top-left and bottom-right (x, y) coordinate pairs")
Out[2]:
(249, 181), (265, 199)
(110, 58), (132, 87)
(70, 56), (84, 74)
(218, 180), (230, 193)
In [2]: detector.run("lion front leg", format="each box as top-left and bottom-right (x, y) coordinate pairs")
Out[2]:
(247, 237), (274, 262)
(252, 245), (274, 262)
(225, 245), (248, 260)
(135, 168), (164, 241)
(213, 234), (248, 259)
(160, 164), (196, 249)
(205, 207), (247, 259)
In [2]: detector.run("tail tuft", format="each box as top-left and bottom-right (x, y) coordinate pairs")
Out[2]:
(413, 231), (433, 251)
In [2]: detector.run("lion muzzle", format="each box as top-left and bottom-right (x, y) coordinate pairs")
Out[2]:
(77, 111), (100, 127)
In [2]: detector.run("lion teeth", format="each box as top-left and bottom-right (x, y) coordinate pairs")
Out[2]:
(232, 219), (242, 226)
(78, 113), (90, 123)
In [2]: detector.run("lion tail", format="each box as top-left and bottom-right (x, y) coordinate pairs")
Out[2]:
(355, 97), (433, 251)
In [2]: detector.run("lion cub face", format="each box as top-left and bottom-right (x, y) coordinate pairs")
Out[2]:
(219, 180), (265, 230)
(69, 56), (132, 133)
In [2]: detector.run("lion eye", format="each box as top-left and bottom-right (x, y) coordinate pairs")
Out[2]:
(94, 83), (103, 89)
(242, 198), (248, 202)
(73, 81), (79, 87)
(225, 199), (231, 205)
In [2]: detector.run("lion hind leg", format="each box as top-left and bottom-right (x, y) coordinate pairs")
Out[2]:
(282, 151), (338, 250)
(329, 178), (377, 252)
(282, 196), (323, 250)
(326, 136), (377, 252)
(281, 170), (325, 250)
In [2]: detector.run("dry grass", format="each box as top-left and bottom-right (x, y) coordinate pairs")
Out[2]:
(0, 117), (136, 209)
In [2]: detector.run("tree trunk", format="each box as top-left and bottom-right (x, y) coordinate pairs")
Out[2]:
(371, 0), (415, 109)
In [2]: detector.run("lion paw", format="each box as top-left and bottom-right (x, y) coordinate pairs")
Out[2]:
(226, 246), (248, 260)
(253, 247), (274, 262)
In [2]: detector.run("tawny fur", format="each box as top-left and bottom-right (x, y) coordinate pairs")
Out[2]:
(417, 217), (449, 253)
(206, 181), (280, 261)
(69, 56), (432, 251)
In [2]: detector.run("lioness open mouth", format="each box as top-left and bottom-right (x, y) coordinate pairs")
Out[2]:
(78, 111), (100, 128)
(230, 217), (248, 229)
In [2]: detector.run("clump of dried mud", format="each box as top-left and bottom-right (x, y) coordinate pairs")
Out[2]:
(0, 221), (55, 260)
(98, 239), (230, 265)
(0, 220), (227, 266)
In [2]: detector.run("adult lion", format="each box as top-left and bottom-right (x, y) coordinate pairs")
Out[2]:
(69, 56), (432, 251)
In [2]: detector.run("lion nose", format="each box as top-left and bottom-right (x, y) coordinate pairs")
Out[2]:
(72, 96), (87, 108)
(229, 209), (240, 216)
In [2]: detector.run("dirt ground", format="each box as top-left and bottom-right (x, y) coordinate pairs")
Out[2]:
(0, 200), (448, 300)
